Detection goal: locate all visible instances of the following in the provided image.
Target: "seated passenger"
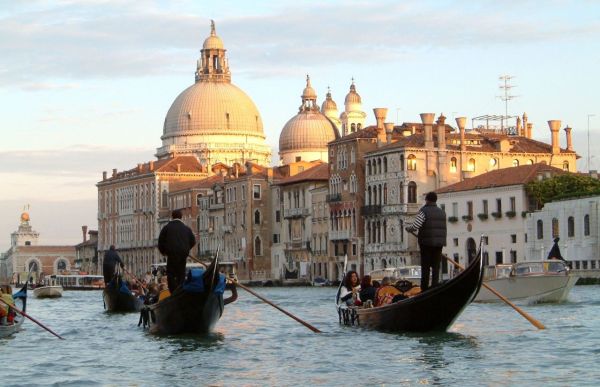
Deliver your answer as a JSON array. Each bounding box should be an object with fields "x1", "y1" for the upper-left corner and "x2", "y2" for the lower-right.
[
  {"x1": 0, "y1": 286, "x2": 15, "y2": 325},
  {"x1": 338, "y1": 270, "x2": 361, "y2": 306},
  {"x1": 359, "y1": 275, "x2": 376, "y2": 306},
  {"x1": 158, "y1": 277, "x2": 171, "y2": 301},
  {"x1": 375, "y1": 277, "x2": 402, "y2": 306}
]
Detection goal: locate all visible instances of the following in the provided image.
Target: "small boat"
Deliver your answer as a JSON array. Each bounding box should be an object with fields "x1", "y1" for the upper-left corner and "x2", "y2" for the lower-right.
[
  {"x1": 474, "y1": 260, "x2": 578, "y2": 303},
  {"x1": 103, "y1": 276, "x2": 144, "y2": 313},
  {"x1": 33, "y1": 276, "x2": 63, "y2": 298},
  {"x1": 337, "y1": 243, "x2": 484, "y2": 333},
  {"x1": 142, "y1": 257, "x2": 237, "y2": 335},
  {"x1": 0, "y1": 284, "x2": 27, "y2": 338}
]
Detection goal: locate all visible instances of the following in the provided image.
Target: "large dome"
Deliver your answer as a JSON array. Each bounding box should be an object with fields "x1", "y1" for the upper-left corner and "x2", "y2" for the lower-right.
[
  {"x1": 162, "y1": 82, "x2": 264, "y2": 137},
  {"x1": 279, "y1": 112, "x2": 339, "y2": 152}
]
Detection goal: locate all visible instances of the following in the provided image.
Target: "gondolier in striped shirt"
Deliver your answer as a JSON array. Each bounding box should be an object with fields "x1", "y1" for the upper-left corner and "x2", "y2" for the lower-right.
[{"x1": 405, "y1": 191, "x2": 447, "y2": 291}]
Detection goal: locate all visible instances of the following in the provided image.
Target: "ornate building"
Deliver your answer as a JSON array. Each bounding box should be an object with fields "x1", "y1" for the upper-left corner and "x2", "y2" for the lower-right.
[
  {"x1": 157, "y1": 21, "x2": 271, "y2": 167},
  {"x1": 279, "y1": 76, "x2": 340, "y2": 165},
  {"x1": 0, "y1": 211, "x2": 75, "y2": 284},
  {"x1": 340, "y1": 80, "x2": 367, "y2": 136}
]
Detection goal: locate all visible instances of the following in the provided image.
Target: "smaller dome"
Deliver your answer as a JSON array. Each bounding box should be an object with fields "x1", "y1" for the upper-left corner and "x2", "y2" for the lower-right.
[
  {"x1": 302, "y1": 75, "x2": 317, "y2": 100},
  {"x1": 279, "y1": 112, "x2": 339, "y2": 152},
  {"x1": 344, "y1": 81, "x2": 361, "y2": 104},
  {"x1": 203, "y1": 20, "x2": 224, "y2": 50},
  {"x1": 321, "y1": 88, "x2": 338, "y2": 112}
]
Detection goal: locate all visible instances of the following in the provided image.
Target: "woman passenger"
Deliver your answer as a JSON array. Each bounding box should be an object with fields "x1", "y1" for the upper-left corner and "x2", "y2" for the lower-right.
[
  {"x1": 359, "y1": 275, "x2": 376, "y2": 305},
  {"x1": 339, "y1": 271, "x2": 361, "y2": 306}
]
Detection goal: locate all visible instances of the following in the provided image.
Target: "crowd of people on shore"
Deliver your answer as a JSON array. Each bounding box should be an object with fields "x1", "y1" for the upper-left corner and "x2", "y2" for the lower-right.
[{"x1": 338, "y1": 271, "x2": 422, "y2": 308}]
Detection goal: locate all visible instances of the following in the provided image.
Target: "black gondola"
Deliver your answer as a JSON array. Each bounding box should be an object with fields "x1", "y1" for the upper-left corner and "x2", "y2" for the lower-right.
[
  {"x1": 141, "y1": 255, "x2": 237, "y2": 335},
  {"x1": 337, "y1": 240, "x2": 484, "y2": 333},
  {"x1": 103, "y1": 276, "x2": 144, "y2": 313},
  {"x1": 0, "y1": 284, "x2": 27, "y2": 338}
]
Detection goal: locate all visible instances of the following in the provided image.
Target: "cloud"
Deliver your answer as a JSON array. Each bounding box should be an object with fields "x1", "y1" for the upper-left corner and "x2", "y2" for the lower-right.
[{"x1": 1, "y1": 0, "x2": 598, "y2": 88}]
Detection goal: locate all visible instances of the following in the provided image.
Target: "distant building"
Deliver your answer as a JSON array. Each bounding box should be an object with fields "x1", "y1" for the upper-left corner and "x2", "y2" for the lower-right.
[
  {"x1": 74, "y1": 225, "x2": 99, "y2": 274},
  {"x1": 0, "y1": 211, "x2": 75, "y2": 284}
]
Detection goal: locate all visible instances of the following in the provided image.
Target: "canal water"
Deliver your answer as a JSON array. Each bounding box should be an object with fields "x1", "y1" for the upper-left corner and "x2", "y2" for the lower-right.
[{"x1": 1, "y1": 285, "x2": 599, "y2": 386}]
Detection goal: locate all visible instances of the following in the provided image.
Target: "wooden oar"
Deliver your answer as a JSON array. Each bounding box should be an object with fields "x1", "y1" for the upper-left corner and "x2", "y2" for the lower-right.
[
  {"x1": 406, "y1": 230, "x2": 545, "y2": 329},
  {"x1": 185, "y1": 254, "x2": 322, "y2": 333},
  {"x1": 0, "y1": 298, "x2": 65, "y2": 340},
  {"x1": 236, "y1": 282, "x2": 322, "y2": 334}
]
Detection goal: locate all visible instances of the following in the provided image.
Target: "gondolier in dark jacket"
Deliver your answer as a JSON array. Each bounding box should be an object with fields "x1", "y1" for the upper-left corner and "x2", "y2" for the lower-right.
[
  {"x1": 405, "y1": 191, "x2": 447, "y2": 291},
  {"x1": 103, "y1": 245, "x2": 124, "y2": 284},
  {"x1": 158, "y1": 209, "x2": 196, "y2": 293}
]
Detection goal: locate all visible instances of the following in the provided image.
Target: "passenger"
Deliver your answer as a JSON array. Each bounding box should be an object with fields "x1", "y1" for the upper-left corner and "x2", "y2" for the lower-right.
[
  {"x1": 359, "y1": 275, "x2": 376, "y2": 306},
  {"x1": 375, "y1": 277, "x2": 402, "y2": 306},
  {"x1": 0, "y1": 286, "x2": 15, "y2": 325},
  {"x1": 145, "y1": 283, "x2": 160, "y2": 304},
  {"x1": 338, "y1": 270, "x2": 361, "y2": 306},
  {"x1": 158, "y1": 277, "x2": 171, "y2": 301}
]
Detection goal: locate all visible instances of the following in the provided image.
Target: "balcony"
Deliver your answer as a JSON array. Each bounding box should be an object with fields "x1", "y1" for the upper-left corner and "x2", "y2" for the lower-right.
[
  {"x1": 284, "y1": 208, "x2": 310, "y2": 218},
  {"x1": 284, "y1": 241, "x2": 310, "y2": 250},
  {"x1": 326, "y1": 193, "x2": 341, "y2": 202},
  {"x1": 330, "y1": 229, "x2": 350, "y2": 241},
  {"x1": 210, "y1": 202, "x2": 224, "y2": 210},
  {"x1": 361, "y1": 205, "x2": 382, "y2": 216}
]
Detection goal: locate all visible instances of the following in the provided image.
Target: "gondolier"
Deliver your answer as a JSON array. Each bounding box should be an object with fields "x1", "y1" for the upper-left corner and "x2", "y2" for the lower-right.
[
  {"x1": 103, "y1": 245, "x2": 124, "y2": 284},
  {"x1": 158, "y1": 209, "x2": 196, "y2": 293},
  {"x1": 405, "y1": 191, "x2": 447, "y2": 291}
]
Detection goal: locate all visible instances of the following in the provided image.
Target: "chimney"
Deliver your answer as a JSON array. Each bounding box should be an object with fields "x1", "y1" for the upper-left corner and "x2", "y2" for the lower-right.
[
  {"x1": 526, "y1": 123, "x2": 533, "y2": 139},
  {"x1": 420, "y1": 113, "x2": 435, "y2": 149},
  {"x1": 437, "y1": 113, "x2": 446, "y2": 150},
  {"x1": 522, "y1": 112, "x2": 528, "y2": 136},
  {"x1": 102, "y1": 171, "x2": 107, "y2": 180},
  {"x1": 373, "y1": 108, "x2": 388, "y2": 144},
  {"x1": 455, "y1": 117, "x2": 467, "y2": 152},
  {"x1": 149, "y1": 161, "x2": 155, "y2": 171},
  {"x1": 548, "y1": 120, "x2": 561, "y2": 154},
  {"x1": 112, "y1": 168, "x2": 117, "y2": 177},
  {"x1": 564, "y1": 125, "x2": 573, "y2": 151},
  {"x1": 384, "y1": 122, "x2": 394, "y2": 144},
  {"x1": 137, "y1": 163, "x2": 143, "y2": 173},
  {"x1": 516, "y1": 117, "x2": 522, "y2": 136},
  {"x1": 82, "y1": 225, "x2": 88, "y2": 242}
]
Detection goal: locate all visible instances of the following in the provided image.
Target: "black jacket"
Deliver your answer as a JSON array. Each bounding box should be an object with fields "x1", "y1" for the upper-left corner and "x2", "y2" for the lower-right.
[
  {"x1": 158, "y1": 219, "x2": 196, "y2": 258},
  {"x1": 103, "y1": 249, "x2": 123, "y2": 267}
]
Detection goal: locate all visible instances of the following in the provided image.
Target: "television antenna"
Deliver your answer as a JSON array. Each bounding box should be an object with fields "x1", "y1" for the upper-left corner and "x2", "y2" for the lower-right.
[{"x1": 497, "y1": 75, "x2": 519, "y2": 125}]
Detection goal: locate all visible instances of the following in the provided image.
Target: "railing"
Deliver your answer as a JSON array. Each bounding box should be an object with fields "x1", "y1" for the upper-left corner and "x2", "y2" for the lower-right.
[
  {"x1": 361, "y1": 205, "x2": 382, "y2": 216},
  {"x1": 364, "y1": 242, "x2": 403, "y2": 253},
  {"x1": 285, "y1": 241, "x2": 310, "y2": 250},
  {"x1": 326, "y1": 193, "x2": 342, "y2": 202},
  {"x1": 330, "y1": 229, "x2": 351, "y2": 240},
  {"x1": 284, "y1": 208, "x2": 311, "y2": 218}
]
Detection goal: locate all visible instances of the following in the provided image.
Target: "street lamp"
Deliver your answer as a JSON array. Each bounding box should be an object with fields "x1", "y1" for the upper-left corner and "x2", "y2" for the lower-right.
[{"x1": 588, "y1": 114, "x2": 596, "y2": 172}]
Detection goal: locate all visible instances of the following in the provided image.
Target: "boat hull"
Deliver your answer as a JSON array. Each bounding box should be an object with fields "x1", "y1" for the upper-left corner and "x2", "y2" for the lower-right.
[
  {"x1": 0, "y1": 286, "x2": 27, "y2": 338},
  {"x1": 338, "y1": 253, "x2": 483, "y2": 332},
  {"x1": 147, "y1": 289, "x2": 224, "y2": 335},
  {"x1": 33, "y1": 286, "x2": 63, "y2": 298},
  {"x1": 103, "y1": 287, "x2": 144, "y2": 312},
  {"x1": 475, "y1": 274, "x2": 579, "y2": 303}
]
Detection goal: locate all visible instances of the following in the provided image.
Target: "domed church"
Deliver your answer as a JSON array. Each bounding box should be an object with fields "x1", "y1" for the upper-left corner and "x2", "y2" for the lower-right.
[
  {"x1": 157, "y1": 21, "x2": 272, "y2": 169},
  {"x1": 279, "y1": 76, "x2": 340, "y2": 165}
]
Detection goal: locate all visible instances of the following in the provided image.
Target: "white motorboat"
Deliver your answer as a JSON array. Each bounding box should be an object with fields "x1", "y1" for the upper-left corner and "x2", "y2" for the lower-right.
[
  {"x1": 33, "y1": 285, "x2": 63, "y2": 298},
  {"x1": 475, "y1": 260, "x2": 579, "y2": 303}
]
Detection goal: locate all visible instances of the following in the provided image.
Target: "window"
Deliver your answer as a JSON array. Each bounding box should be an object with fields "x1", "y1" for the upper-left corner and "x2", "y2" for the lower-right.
[
  {"x1": 584, "y1": 214, "x2": 590, "y2": 236},
  {"x1": 400, "y1": 154, "x2": 405, "y2": 171},
  {"x1": 253, "y1": 184, "x2": 261, "y2": 199},
  {"x1": 296, "y1": 156, "x2": 301, "y2": 162},
  {"x1": 450, "y1": 157, "x2": 457, "y2": 173},
  {"x1": 496, "y1": 198, "x2": 502, "y2": 213},
  {"x1": 483, "y1": 236, "x2": 489, "y2": 245},
  {"x1": 162, "y1": 189, "x2": 168, "y2": 208},
  {"x1": 453, "y1": 238, "x2": 459, "y2": 247},
  {"x1": 495, "y1": 252, "x2": 503, "y2": 264},
  {"x1": 196, "y1": 194, "x2": 203, "y2": 206},
  {"x1": 407, "y1": 154, "x2": 417, "y2": 170},
  {"x1": 254, "y1": 237, "x2": 262, "y2": 256},
  {"x1": 490, "y1": 158, "x2": 498, "y2": 167},
  {"x1": 408, "y1": 181, "x2": 417, "y2": 203},
  {"x1": 563, "y1": 161, "x2": 569, "y2": 171},
  {"x1": 467, "y1": 158, "x2": 476, "y2": 172},
  {"x1": 273, "y1": 234, "x2": 280, "y2": 243},
  {"x1": 512, "y1": 159, "x2": 519, "y2": 167},
  {"x1": 467, "y1": 201, "x2": 473, "y2": 218},
  {"x1": 568, "y1": 216, "x2": 575, "y2": 237},
  {"x1": 352, "y1": 244, "x2": 357, "y2": 256},
  {"x1": 275, "y1": 210, "x2": 281, "y2": 223},
  {"x1": 552, "y1": 218, "x2": 559, "y2": 238},
  {"x1": 241, "y1": 186, "x2": 246, "y2": 201},
  {"x1": 510, "y1": 250, "x2": 517, "y2": 263},
  {"x1": 254, "y1": 210, "x2": 261, "y2": 225},
  {"x1": 510, "y1": 197, "x2": 516, "y2": 212},
  {"x1": 482, "y1": 200, "x2": 488, "y2": 215},
  {"x1": 452, "y1": 202, "x2": 458, "y2": 217},
  {"x1": 537, "y1": 220, "x2": 544, "y2": 239},
  {"x1": 511, "y1": 234, "x2": 517, "y2": 243},
  {"x1": 57, "y1": 260, "x2": 67, "y2": 271},
  {"x1": 527, "y1": 159, "x2": 534, "y2": 165}
]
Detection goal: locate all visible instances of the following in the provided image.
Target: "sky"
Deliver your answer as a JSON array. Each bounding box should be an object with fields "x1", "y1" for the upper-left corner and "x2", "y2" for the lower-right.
[{"x1": 1, "y1": 0, "x2": 599, "y2": 250}]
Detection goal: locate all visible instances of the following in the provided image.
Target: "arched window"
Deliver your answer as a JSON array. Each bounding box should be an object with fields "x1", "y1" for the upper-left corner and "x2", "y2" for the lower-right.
[
  {"x1": 377, "y1": 158, "x2": 382, "y2": 174},
  {"x1": 351, "y1": 123, "x2": 356, "y2": 132},
  {"x1": 368, "y1": 186, "x2": 372, "y2": 205},
  {"x1": 584, "y1": 214, "x2": 590, "y2": 236},
  {"x1": 552, "y1": 218, "x2": 560, "y2": 238},
  {"x1": 383, "y1": 157, "x2": 388, "y2": 173},
  {"x1": 254, "y1": 236, "x2": 262, "y2": 256},
  {"x1": 568, "y1": 216, "x2": 575, "y2": 237},
  {"x1": 29, "y1": 261, "x2": 38, "y2": 272},
  {"x1": 527, "y1": 159, "x2": 534, "y2": 165},
  {"x1": 367, "y1": 160, "x2": 372, "y2": 175},
  {"x1": 161, "y1": 189, "x2": 168, "y2": 207},
  {"x1": 407, "y1": 154, "x2": 417, "y2": 170},
  {"x1": 450, "y1": 157, "x2": 457, "y2": 173},
  {"x1": 196, "y1": 194, "x2": 203, "y2": 206},
  {"x1": 563, "y1": 161, "x2": 569, "y2": 171},
  {"x1": 57, "y1": 260, "x2": 67, "y2": 271},
  {"x1": 400, "y1": 154, "x2": 405, "y2": 171},
  {"x1": 408, "y1": 181, "x2": 417, "y2": 203},
  {"x1": 489, "y1": 158, "x2": 498, "y2": 168},
  {"x1": 512, "y1": 159, "x2": 519, "y2": 167},
  {"x1": 382, "y1": 259, "x2": 387, "y2": 269},
  {"x1": 467, "y1": 158, "x2": 476, "y2": 172},
  {"x1": 254, "y1": 210, "x2": 261, "y2": 225},
  {"x1": 537, "y1": 220, "x2": 544, "y2": 239}
]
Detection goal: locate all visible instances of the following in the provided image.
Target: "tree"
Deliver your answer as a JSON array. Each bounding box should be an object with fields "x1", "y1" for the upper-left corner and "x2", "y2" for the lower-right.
[{"x1": 526, "y1": 174, "x2": 600, "y2": 207}]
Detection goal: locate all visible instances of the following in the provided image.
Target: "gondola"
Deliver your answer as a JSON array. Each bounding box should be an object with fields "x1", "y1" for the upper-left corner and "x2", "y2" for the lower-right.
[
  {"x1": 337, "y1": 241, "x2": 484, "y2": 333},
  {"x1": 140, "y1": 255, "x2": 237, "y2": 335},
  {"x1": 0, "y1": 284, "x2": 27, "y2": 338},
  {"x1": 103, "y1": 275, "x2": 144, "y2": 313}
]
